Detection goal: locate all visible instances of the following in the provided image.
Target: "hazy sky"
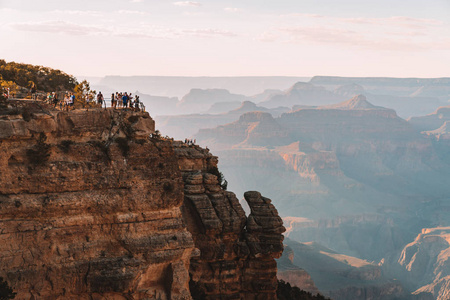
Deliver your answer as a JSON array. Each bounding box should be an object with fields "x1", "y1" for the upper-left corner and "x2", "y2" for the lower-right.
[{"x1": 1, "y1": 0, "x2": 449, "y2": 78}]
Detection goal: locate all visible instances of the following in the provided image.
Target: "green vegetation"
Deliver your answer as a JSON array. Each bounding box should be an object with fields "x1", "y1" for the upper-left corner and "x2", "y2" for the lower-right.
[
  {"x1": 0, "y1": 60, "x2": 98, "y2": 108},
  {"x1": 0, "y1": 59, "x2": 77, "y2": 93},
  {"x1": 0, "y1": 277, "x2": 16, "y2": 300},
  {"x1": 207, "y1": 165, "x2": 228, "y2": 190},
  {"x1": 74, "y1": 80, "x2": 96, "y2": 108}
]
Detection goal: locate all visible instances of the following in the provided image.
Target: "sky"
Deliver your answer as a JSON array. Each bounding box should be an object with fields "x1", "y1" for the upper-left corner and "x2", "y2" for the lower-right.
[{"x1": 0, "y1": 0, "x2": 449, "y2": 78}]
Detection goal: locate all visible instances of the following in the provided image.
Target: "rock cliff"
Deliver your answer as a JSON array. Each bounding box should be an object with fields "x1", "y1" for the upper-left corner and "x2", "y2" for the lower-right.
[
  {"x1": 174, "y1": 141, "x2": 285, "y2": 299},
  {"x1": 397, "y1": 227, "x2": 450, "y2": 300},
  {"x1": 0, "y1": 101, "x2": 285, "y2": 299},
  {"x1": 408, "y1": 106, "x2": 450, "y2": 132}
]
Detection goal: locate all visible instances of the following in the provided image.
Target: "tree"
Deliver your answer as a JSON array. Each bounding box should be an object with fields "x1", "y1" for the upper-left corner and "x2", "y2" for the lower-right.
[
  {"x1": 0, "y1": 75, "x2": 17, "y2": 100},
  {"x1": 74, "y1": 80, "x2": 96, "y2": 109},
  {"x1": 0, "y1": 277, "x2": 15, "y2": 300},
  {"x1": 0, "y1": 60, "x2": 78, "y2": 92}
]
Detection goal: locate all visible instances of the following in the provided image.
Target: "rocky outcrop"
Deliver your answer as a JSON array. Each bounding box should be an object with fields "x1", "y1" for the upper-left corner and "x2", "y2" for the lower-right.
[
  {"x1": 0, "y1": 104, "x2": 193, "y2": 299},
  {"x1": 260, "y1": 82, "x2": 344, "y2": 109},
  {"x1": 155, "y1": 101, "x2": 289, "y2": 140},
  {"x1": 196, "y1": 112, "x2": 289, "y2": 149},
  {"x1": 408, "y1": 106, "x2": 450, "y2": 132},
  {"x1": 322, "y1": 94, "x2": 387, "y2": 110},
  {"x1": 0, "y1": 102, "x2": 285, "y2": 299},
  {"x1": 174, "y1": 142, "x2": 285, "y2": 299},
  {"x1": 397, "y1": 227, "x2": 450, "y2": 300}
]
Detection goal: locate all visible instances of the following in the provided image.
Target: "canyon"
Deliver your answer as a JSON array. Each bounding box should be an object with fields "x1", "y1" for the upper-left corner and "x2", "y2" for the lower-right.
[{"x1": 193, "y1": 95, "x2": 450, "y2": 299}]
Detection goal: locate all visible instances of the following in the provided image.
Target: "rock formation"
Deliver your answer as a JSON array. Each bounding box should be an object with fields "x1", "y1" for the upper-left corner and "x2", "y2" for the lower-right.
[
  {"x1": 193, "y1": 95, "x2": 450, "y2": 299},
  {"x1": 0, "y1": 101, "x2": 285, "y2": 299},
  {"x1": 397, "y1": 227, "x2": 450, "y2": 300},
  {"x1": 408, "y1": 106, "x2": 450, "y2": 132},
  {"x1": 155, "y1": 101, "x2": 288, "y2": 140},
  {"x1": 174, "y1": 141, "x2": 285, "y2": 299},
  {"x1": 260, "y1": 82, "x2": 343, "y2": 109}
]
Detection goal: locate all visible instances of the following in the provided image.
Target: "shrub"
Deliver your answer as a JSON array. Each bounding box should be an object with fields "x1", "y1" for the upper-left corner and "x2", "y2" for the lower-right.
[
  {"x1": 150, "y1": 130, "x2": 161, "y2": 139},
  {"x1": 207, "y1": 166, "x2": 228, "y2": 190}
]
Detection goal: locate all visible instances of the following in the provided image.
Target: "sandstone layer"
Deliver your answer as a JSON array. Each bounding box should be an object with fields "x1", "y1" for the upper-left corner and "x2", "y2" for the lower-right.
[
  {"x1": 0, "y1": 101, "x2": 285, "y2": 299},
  {"x1": 174, "y1": 141, "x2": 285, "y2": 299},
  {"x1": 398, "y1": 227, "x2": 450, "y2": 300}
]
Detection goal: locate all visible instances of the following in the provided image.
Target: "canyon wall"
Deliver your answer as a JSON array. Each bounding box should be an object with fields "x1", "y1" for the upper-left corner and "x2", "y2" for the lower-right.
[{"x1": 0, "y1": 102, "x2": 285, "y2": 299}]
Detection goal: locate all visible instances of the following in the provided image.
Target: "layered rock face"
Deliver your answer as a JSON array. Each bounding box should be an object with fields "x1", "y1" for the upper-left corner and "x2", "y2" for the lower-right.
[
  {"x1": 397, "y1": 228, "x2": 450, "y2": 300},
  {"x1": 0, "y1": 104, "x2": 194, "y2": 299},
  {"x1": 194, "y1": 96, "x2": 450, "y2": 299},
  {"x1": 174, "y1": 142, "x2": 285, "y2": 299},
  {"x1": 156, "y1": 101, "x2": 288, "y2": 141},
  {"x1": 0, "y1": 102, "x2": 285, "y2": 299},
  {"x1": 196, "y1": 112, "x2": 289, "y2": 149},
  {"x1": 408, "y1": 106, "x2": 450, "y2": 132}
]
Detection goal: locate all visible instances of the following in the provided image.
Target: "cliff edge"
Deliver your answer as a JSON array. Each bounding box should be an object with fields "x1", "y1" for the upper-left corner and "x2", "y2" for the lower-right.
[{"x1": 0, "y1": 101, "x2": 285, "y2": 299}]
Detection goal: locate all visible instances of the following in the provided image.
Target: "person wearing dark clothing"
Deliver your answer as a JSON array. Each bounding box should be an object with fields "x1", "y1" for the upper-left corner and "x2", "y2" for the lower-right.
[
  {"x1": 97, "y1": 92, "x2": 104, "y2": 106},
  {"x1": 122, "y1": 93, "x2": 128, "y2": 108},
  {"x1": 111, "y1": 93, "x2": 116, "y2": 109},
  {"x1": 53, "y1": 92, "x2": 58, "y2": 107}
]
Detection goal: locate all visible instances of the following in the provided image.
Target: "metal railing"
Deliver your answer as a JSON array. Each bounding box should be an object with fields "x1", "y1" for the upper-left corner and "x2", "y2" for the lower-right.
[
  {"x1": 3, "y1": 96, "x2": 146, "y2": 112},
  {"x1": 101, "y1": 98, "x2": 146, "y2": 112}
]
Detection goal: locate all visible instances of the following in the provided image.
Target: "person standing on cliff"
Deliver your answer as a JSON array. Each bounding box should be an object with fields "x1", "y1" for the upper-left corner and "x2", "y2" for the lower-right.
[
  {"x1": 52, "y1": 92, "x2": 58, "y2": 108},
  {"x1": 128, "y1": 93, "x2": 133, "y2": 108},
  {"x1": 134, "y1": 95, "x2": 140, "y2": 111},
  {"x1": 122, "y1": 93, "x2": 128, "y2": 108},
  {"x1": 30, "y1": 82, "x2": 37, "y2": 100},
  {"x1": 111, "y1": 93, "x2": 116, "y2": 109},
  {"x1": 97, "y1": 92, "x2": 104, "y2": 107}
]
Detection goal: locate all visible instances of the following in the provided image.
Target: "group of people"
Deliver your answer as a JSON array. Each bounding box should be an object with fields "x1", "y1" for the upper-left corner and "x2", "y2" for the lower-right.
[
  {"x1": 46, "y1": 92, "x2": 75, "y2": 111},
  {"x1": 42, "y1": 91, "x2": 143, "y2": 112},
  {"x1": 185, "y1": 138, "x2": 196, "y2": 145},
  {"x1": 109, "y1": 92, "x2": 141, "y2": 110}
]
